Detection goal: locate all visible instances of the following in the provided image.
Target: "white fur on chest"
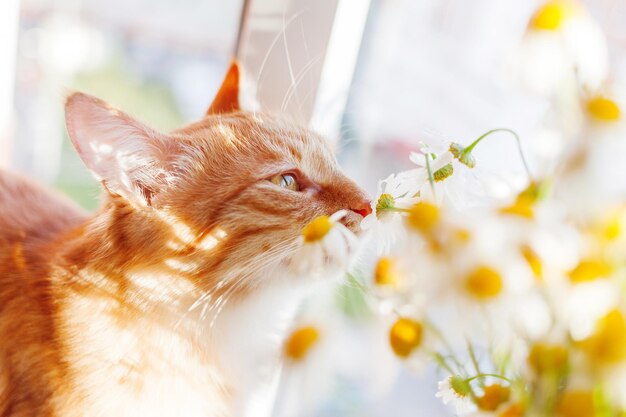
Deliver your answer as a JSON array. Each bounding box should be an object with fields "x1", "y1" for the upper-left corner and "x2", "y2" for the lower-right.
[
  {"x1": 60, "y1": 270, "x2": 307, "y2": 417},
  {"x1": 212, "y1": 284, "x2": 306, "y2": 417}
]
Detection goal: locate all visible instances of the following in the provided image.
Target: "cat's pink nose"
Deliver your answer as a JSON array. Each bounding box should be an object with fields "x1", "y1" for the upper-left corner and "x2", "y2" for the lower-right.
[{"x1": 351, "y1": 201, "x2": 372, "y2": 218}]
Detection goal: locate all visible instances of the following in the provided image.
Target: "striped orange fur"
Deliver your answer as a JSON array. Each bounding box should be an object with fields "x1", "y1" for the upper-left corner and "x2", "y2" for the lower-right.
[{"x1": 0, "y1": 62, "x2": 370, "y2": 417}]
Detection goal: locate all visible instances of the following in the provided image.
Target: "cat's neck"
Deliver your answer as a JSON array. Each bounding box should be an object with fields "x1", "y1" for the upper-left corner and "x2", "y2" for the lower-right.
[{"x1": 53, "y1": 197, "x2": 310, "y2": 417}]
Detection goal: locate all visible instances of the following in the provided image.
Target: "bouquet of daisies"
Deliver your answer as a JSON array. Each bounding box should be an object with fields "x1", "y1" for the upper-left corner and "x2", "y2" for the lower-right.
[
  {"x1": 286, "y1": 1, "x2": 625, "y2": 416},
  {"x1": 357, "y1": 1, "x2": 626, "y2": 416}
]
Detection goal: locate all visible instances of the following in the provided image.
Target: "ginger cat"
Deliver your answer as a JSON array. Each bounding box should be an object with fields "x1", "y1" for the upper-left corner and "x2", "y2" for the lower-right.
[{"x1": 0, "y1": 62, "x2": 371, "y2": 417}]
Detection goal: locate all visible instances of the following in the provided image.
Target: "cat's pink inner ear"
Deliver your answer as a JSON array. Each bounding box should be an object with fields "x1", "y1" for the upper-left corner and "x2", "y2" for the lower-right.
[
  {"x1": 65, "y1": 93, "x2": 127, "y2": 172},
  {"x1": 65, "y1": 92, "x2": 173, "y2": 205},
  {"x1": 206, "y1": 60, "x2": 240, "y2": 115}
]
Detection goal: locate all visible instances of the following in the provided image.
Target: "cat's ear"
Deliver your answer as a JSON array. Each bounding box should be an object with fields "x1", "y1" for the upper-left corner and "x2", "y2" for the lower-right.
[
  {"x1": 65, "y1": 92, "x2": 177, "y2": 206},
  {"x1": 206, "y1": 60, "x2": 240, "y2": 115}
]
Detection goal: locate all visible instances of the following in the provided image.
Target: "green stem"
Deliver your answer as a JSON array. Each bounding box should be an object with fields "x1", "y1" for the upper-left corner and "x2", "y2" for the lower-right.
[
  {"x1": 464, "y1": 128, "x2": 532, "y2": 180},
  {"x1": 424, "y1": 153, "x2": 437, "y2": 198},
  {"x1": 387, "y1": 207, "x2": 411, "y2": 213},
  {"x1": 466, "y1": 373, "x2": 512, "y2": 384},
  {"x1": 432, "y1": 352, "x2": 456, "y2": 374},
  {"x1": 497, "y1": 350, "x2": 511, "y2": 378},
  {"x1": 467, "y1": 340, "x2": 484, "y2": 388},
  {"x1": 376, "y1": 207, "x2": 411, "y2": 217},
  {"x1": 345, "y1": 273, "x2": 368, "y2": 293},
  {"x1": 425, "y1": 319, "x2": 465, "y2": 373}
]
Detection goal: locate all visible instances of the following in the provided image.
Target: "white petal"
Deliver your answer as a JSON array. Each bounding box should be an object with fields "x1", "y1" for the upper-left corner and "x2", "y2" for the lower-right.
[
  {"x1": 360, "y1": 213, "x2": 377, "y2": 230},
  {"x1": 431, "y1": 151, "x2": 454, "y2": 171},
  {"x1": 409, "y1": 151, "x2": 426, "y2": 167},
  {"x1": 329, "y1": 210, "x2": 348, "y2": 222}
]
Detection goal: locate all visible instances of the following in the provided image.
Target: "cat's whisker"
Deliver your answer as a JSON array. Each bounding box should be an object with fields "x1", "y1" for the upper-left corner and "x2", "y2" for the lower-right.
[
  {"x1": 295, "y1": 72, "x2": 323, "y2": 116},
  {"x1": 281, "y1": 55, "x2": 323, "y2": 113},
  {"x1": 206, "y1": 275, "x2": 253, "y2": 327},
  {"x1": 175, "y1": 273, "x2": 236, "y2": 329},
  {"x1": 200, "y1": 302, "x2": 210, "y2": 321},
  {"x1": 205, "y1": 243, "x2": 300, "y2": 328},
  {"x1": 298, "y1": 17, "x2": 313, "y2": 97},
  {"x1": 184, "y1": 240, "x2": 297, "y2": 326},
  {"x1": 188, "y1": 292, "x2": 212, "y2": 312},
  {"x1": 281, "y1": 5, "x2": 298, "y2": 91},
  {"x1": 280, "y1": 6, "x2": 311, "y2": 115},
  {"x1": 209, "y1": 268, "x2": 268, "y2": 327},
  {"x1": 255, "y1": 9, "x2": 309, "y2": 89}
]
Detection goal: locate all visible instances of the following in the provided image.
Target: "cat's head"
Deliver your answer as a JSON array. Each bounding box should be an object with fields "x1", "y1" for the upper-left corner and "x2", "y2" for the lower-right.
[{"x1": 64, "y1": 61, "x2": 371, "y2": 291}]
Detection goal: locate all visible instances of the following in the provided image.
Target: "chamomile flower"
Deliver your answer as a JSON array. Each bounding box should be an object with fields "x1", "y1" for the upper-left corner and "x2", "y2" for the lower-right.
[
  {"x1": 361, "y1": 171, "x2": 422, "y2": 253},
  {"x1": 436, "y1": 375, "x2": 473, "y2": 415},
  {"x1": 555, "y1": 389, "x2": 596, "y2": 417},
  {"x1": 585, "y1": 95, "x2": 622, "y2": 124},
  {"x1": 291, "y1": 211, "x2": 359, "y2": 274},
  {"x1": 359, "y1": 35, "x2": 626, "y2": 412},
  {"x1": 554, "y1": 91, "x2": 626, "y2": 213},
  {"x1": 433, "y1": 201, "x2": 560, "y2": 321},
  {"x1": 409, "y1": 149, "x2": 454, "y2": 183},
  {"x1": 373, "y1": 256, "x2": 404, "y2": 288},
  {"x1": 514, "y1": 0, "x2": 609, "y2": 95},
  {"x1": 408, "y1": 148, "x2": 453, "y2": 202},
  {"x1": 436, "y1": 210, "x2": 534, "y2": 304},
  {"x1": 586, "y1": 206, "x2": 626, "y2": 260},
  {"x1": 409, "y1": 143, "x2": 487, "y2": 210},
  {"x1": 476, "y1": 383, "x2": 512, "y2": 412},
  {"x1": 274, "y1": 292, "x2": 338, "y2": 417},
  {"x1": 385, "y1": 313, "x2": 436, "y2": 373},
  {"x1": 577, "y1": 307, "x2": 626, "y2": 366},
  {"x1": 526, "y1": 340, "x2": 570, "y2": 377},
  {"x1": 556, "y1": 145, "x2": 626, "y2": 220},
  {"x1": 284, "y1": 326, "x2": 320, "y2": 362}
]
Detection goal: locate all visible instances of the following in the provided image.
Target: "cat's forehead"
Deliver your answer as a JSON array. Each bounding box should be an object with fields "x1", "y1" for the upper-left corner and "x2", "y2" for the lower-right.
[{"x1": 175, "y1": 112, "x2": 338, "y2": 181}]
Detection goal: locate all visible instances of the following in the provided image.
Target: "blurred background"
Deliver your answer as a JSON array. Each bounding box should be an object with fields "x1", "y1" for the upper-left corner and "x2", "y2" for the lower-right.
[{"x1": 1, "y1": 0, "x2": 625, "y2": 415}]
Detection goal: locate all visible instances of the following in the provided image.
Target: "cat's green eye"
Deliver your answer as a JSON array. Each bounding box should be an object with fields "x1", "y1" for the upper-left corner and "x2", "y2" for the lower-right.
[{"x1": 269, "y1": 174, "x2": 299, "y2": 191}]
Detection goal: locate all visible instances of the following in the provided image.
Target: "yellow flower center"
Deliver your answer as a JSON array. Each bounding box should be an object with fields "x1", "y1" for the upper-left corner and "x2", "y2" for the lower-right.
[
  {"x1": 465, "y1": 266, "x2": 503, "y2": 300},
  {"x1": 449, "y1": 142, "x2": 476, "y2": 168},
  {"x1": 568, "y1": 258, "x2": 613, "y2": 283},
  {"x1": 588, "y1": 209, "x2": 625, "y2": 244},
  {"x1": 529, "y1": 1, "x2": 574, "y2": 31},
  {"x1": 477, "y1": 384, "x2": 511, "y2": 411},
  {"x1": 389, "y1": 317, "x2": 423, "y2": 358},
  {"x1": 579, "y1": 308, "x2": 626, "y2": 364},
  {"x1": 499, "y1": 182, "x2": 544, "y2": 219},
  {"x1": 527, "y1": 342, "x2": 569, "y2": 374},
  {"x1": 448, "y1": 375, "x2": 472, "y2": 398},
  {"x1": 556, "y1": 390, "x2": 595, "y2": 417},
  {"x1": 407, "y1": 202, "x2": 440, "y2": 234},
  {"x1": 602, "y1": 214, "x2": 622, "y2": 241},
  {"x1": 302, "y1": 216, "x2": 332, "y2": 243},
  {"x1": 284, "y1": 326, "x2": 320, "y2": 361},
  {"x1": 375, "y1": 257, "x2": 401, "y2": 286},
  {"x1": 434, "y1": 163, "x2": 454, "y2": 182},
  {"x1": 499, "y1": 202, "x2": 534, "y2": 219},
  {"x1": 586, "y1": 96, "x2": 621, "y2": 122},
  {"x1": 454, "y1": 228, "x2": 472, "y2": 243},
  {"x1": 499, "y1": 403, "x2": 525, "y2": 417},
  {"x1": 521, "y1": 245, "x2": 543, "y2": 281},
  {"x1": 376, "y1": 193, "x2": 396, "y2": 218}
]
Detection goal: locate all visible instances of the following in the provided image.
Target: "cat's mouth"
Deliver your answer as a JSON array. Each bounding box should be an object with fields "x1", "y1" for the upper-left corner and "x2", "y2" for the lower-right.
[{"x1": 338, "y1": 211, "x2": 366, "y2": 235}]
